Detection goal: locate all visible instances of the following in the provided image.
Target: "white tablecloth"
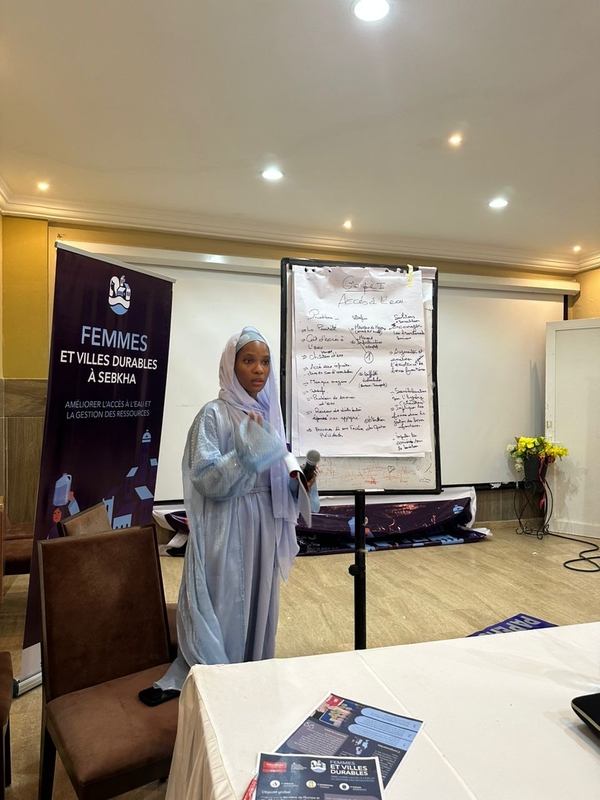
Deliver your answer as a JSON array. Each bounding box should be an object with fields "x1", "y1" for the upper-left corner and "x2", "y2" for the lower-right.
[{"x1": 166, "y1": 622, "x2": 600, "y2": 800}]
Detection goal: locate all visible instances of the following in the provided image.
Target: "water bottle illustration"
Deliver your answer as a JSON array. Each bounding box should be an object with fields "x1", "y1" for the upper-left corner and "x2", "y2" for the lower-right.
[{"x1": 53, "y1": 473, "x2": 72, "y2": 506}]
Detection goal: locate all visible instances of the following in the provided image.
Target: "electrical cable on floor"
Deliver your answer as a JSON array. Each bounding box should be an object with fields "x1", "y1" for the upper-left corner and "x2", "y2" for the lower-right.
[{"x1": 546, "y1": 532, "x2": 600, "y2": 573}]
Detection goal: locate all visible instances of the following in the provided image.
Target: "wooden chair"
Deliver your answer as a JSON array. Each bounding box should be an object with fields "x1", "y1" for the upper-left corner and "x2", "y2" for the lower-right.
[
  {"x1": 0, "y1": 652, "x2": 12, "y2": 800},
  {"x1": 56, "y1": 502, "x2": 111, "y2": 538},
  {"x1": 57, "y1": 504, "x2": 179, "y2": 659},
  {"x1": 1, "y1": 497, "x2": 34, "y2": 579},
  {"x1": 38, "y1": 526, "x2": 178, "y2": 799}
]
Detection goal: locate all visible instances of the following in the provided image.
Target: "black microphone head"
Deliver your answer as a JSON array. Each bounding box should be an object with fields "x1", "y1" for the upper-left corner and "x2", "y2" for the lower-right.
[{"x1": 305, "y1": 449, "x2": 321, "y2": 466}]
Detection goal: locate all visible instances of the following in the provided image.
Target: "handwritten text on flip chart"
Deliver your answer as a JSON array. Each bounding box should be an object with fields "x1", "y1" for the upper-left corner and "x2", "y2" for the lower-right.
[{"x1": 292, "y1": 267, "x2": 432, "y2": 457}]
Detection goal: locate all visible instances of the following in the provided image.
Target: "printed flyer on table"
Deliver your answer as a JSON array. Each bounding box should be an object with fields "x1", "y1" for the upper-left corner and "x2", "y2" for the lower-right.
[
  {"x1": 256, "y1": 754, "x2": 384, "y2": 800},
  {"x1": 243, "y1": 693, "x2": 423, "y2": 800}
]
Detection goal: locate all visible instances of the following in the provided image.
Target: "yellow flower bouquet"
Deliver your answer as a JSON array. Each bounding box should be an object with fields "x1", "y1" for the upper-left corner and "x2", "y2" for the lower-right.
[{"x1": 507, "y1": 436, "x2": 568, "y2": 472}]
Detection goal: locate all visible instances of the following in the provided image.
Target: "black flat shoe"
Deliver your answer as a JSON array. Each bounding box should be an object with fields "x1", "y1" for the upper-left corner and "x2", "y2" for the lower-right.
[
  {"x1": 166, "y1": 543, "x2": 187, "y2": 557},
  {"x1": 138, "y1": 686, "x2": 180, "y2": 707}
]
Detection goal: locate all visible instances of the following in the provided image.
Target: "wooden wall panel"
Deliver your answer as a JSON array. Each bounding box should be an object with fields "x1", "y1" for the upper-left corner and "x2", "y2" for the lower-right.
[
  {"x1": 0, "y1": 380, "x2": 4, "y2": 497},
  {"x1": 6, "y1": 417, "x2": 43, "y2": 524},
  {"x1": 4, "y1": 380, "x2": 46, "y2": 524},
  {"x1": 475, "y1": 487, "x2": 541, "y2": 524},
  {"x1": 4, "y1": 379, "x2": 47, "y2": 418}
]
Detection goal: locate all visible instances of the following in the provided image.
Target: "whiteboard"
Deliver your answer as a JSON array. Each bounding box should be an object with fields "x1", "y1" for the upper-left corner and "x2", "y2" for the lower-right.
[
  {"x1": 283, "y1": 260, "x2": 441, "y2": 493},
  {"x1": 143, "y1": 265, "x2": 281, "y2": 501},
  {"x1": 437, "y1": 289, "x2": 564, "y2": 485},
  {"x1": 110, "y1": 258, "x2": 566, "y2": 500}
]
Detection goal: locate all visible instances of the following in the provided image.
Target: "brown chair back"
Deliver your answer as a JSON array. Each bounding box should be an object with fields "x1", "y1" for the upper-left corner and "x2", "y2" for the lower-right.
[
  {"x1": 38, "y1": 525, "x2": 171, "y2": 702},
  {"x1": 0, "y1": 498, "x2": 4, "y2": 603},
  {"x1": 0, "y1": 651, "x2": 12, "y2": 730},
  {"x1": 0, "y1": 649, "x2": 12, "y2": 796},
  {"x1": 57, "y1": 502, "x2": 111, "y2": 537}
]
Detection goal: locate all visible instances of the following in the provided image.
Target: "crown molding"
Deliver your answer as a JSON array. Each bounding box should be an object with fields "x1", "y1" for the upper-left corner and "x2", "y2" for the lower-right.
[
  {"x1": 438, "y1": 272, "x2": 579, "y2": 296},
  {"x1": 0, "y1": 182, "x2": 587, "y2": 275},
  {"x1": 576, "y1": 250, "x2": 600, "y2": 273},
  {"x1": 62, "y1": 241, "x2": 582, "y2": 296}
]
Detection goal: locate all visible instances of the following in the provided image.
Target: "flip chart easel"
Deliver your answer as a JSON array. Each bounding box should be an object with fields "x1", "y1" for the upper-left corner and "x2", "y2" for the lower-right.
[
  {"x1": 281, "y1": 258, "x2": 442, "y2": 648},
  {"x1": 281, "y1": 258, "x2": 441, "y2": 492}
]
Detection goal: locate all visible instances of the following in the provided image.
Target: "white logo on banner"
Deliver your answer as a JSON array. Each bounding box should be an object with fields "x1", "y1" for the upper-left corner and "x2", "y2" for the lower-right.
[{"x1": 108, "y1": 275, "x2": 132, "y2": 315}]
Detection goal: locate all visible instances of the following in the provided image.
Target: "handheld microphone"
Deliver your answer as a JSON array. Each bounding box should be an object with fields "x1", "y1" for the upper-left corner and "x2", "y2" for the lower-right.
[{"x1": 302, "y1": 450, "x2": 321, "y2": 482}]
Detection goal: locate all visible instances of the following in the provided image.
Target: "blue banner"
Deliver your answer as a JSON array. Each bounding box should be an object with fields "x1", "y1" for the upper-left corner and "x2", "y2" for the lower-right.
[
  {"x1": 467, "y1": 613, "x2": 557, "y2": 637},
  {"x1": 21, "y1": 244, "x2": 173, "y2": 683}
]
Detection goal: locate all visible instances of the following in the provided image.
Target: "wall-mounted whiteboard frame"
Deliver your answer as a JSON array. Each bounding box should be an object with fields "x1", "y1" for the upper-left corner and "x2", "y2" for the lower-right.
[
  {"x1": 281, "y1": 258, "x2": 441, "y2": 494},
  {"x1": 437, "y1": 287, "x2": 567, "y2": 486}
]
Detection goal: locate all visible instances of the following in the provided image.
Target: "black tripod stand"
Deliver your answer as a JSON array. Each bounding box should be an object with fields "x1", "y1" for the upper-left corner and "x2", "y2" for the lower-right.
[{"x1": 348, "y1": 490, "x2": 367, "y2": 649}]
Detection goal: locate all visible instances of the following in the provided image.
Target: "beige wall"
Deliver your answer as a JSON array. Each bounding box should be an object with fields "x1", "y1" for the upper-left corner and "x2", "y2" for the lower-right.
[
  {"x1": 572, "y1": 268, "x2": 600, "y2": 320},
  {"x1": 3, "y1": 217, "x2": 48, "y2": 379},
  {"x1": 0, "y1": 214, "x2": 3, "y2": 497},
  {"x1": 0, "y1": 213, "x2": 3, "y2": 379}
]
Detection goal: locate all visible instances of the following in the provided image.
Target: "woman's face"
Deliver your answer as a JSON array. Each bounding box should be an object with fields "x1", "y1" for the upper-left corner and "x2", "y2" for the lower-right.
[{"x1": 234, "y1": 341, "x2": 271, "y2": 399}]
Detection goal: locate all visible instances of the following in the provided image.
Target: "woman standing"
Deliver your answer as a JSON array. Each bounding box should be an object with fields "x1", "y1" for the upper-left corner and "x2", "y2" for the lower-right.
[{"x1": 154, "y1": 327, "x2": 317, "y2": 695}]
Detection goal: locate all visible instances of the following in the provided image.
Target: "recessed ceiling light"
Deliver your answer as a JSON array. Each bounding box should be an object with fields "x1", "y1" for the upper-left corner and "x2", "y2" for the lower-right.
[
  {"x1": 448, "y1": 134, "x2": 462, "y2": 147},
  {"x1": 488, "y1": 197, "x2": 508, "y2": 209},
  {"x1": 261, "y1": 167, "x2": 283, "y2": 181},
  {"x1": 352, "y1": 0, "x2": 390, "y2": 22},
  {"x1": 573, "y1": 245, "x2": 582, "y2": 253},
  {"x1": 343, "y1": 220, "x2": 352, "y2": 229},
  {"x1": 37, "y1": 181, "x2": 50, "y2": 191}
]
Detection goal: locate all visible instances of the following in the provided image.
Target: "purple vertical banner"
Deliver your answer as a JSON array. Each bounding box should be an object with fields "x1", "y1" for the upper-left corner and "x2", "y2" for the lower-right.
[{"x1": 19, "y1": 243, "x2": 174, "y2": 691}]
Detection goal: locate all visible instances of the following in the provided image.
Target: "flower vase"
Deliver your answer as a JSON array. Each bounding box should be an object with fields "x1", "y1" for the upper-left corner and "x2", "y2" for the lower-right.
[{"x1": 523, "y1": 456, "x2": 548, "y2": 490}]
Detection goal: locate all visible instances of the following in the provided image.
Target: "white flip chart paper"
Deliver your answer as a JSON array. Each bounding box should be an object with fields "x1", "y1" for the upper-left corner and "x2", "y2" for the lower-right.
[{"x1": 292, "y1": 266, "x2": 432, "y2": 457}]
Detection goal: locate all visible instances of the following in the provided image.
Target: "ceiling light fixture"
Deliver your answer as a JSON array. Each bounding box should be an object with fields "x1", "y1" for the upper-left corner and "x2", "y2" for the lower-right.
[
  {"x1": 488, "y1": 197, "x2": 508, "y2": 209},
  {"x1": 343, "y1": 220, "x2": 352, "y2": 229},
  {"x1": 448, "y1": 134, "x2": 462, "y2": 147},
  {"x1": 260, "y1": 167, "x2": 283, "y2": 181},
  {"x1": 352, "y1": 0, "x2": 390, "y2": 22},
  {"x1": 37, "y1": 181, "x2": 50, "y2": 191},
  {"x1": 573, "y1": 245, "x2": 582, "y2": 253}
]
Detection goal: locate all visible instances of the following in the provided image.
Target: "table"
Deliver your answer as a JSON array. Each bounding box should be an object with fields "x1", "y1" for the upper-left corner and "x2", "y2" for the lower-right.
[{"x1": 166, "y1": 623, "x2": 600, "y2": 800}]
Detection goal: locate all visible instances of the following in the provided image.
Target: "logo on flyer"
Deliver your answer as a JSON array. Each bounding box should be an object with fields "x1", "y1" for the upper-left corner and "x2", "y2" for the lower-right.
[
  {"x1": 262, "y1": 762, "x2": 287, "y2": 773},
  {"x1": 109, "y1": 275, "x2": 132, "y2": 315},
  {"x1": 310, "y1": 759, "x2": 326, "y2": 773}
]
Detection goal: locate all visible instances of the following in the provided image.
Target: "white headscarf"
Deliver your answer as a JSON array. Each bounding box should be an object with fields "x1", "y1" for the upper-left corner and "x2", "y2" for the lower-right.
[{"x1": 218, "y1": 327, "x2": 297, "y2": 526}]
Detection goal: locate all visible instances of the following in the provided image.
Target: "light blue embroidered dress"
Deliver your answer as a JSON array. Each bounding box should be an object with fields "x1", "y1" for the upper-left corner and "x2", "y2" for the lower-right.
[{"x1": 157, "y1": 328, "x2": 316, "y2": 691}]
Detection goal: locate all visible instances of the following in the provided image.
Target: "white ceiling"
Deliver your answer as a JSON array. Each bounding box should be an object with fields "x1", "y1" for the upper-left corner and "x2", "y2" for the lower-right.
[{"x1": 1, "y1": 0, "x2": 599, "y2": 272}]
